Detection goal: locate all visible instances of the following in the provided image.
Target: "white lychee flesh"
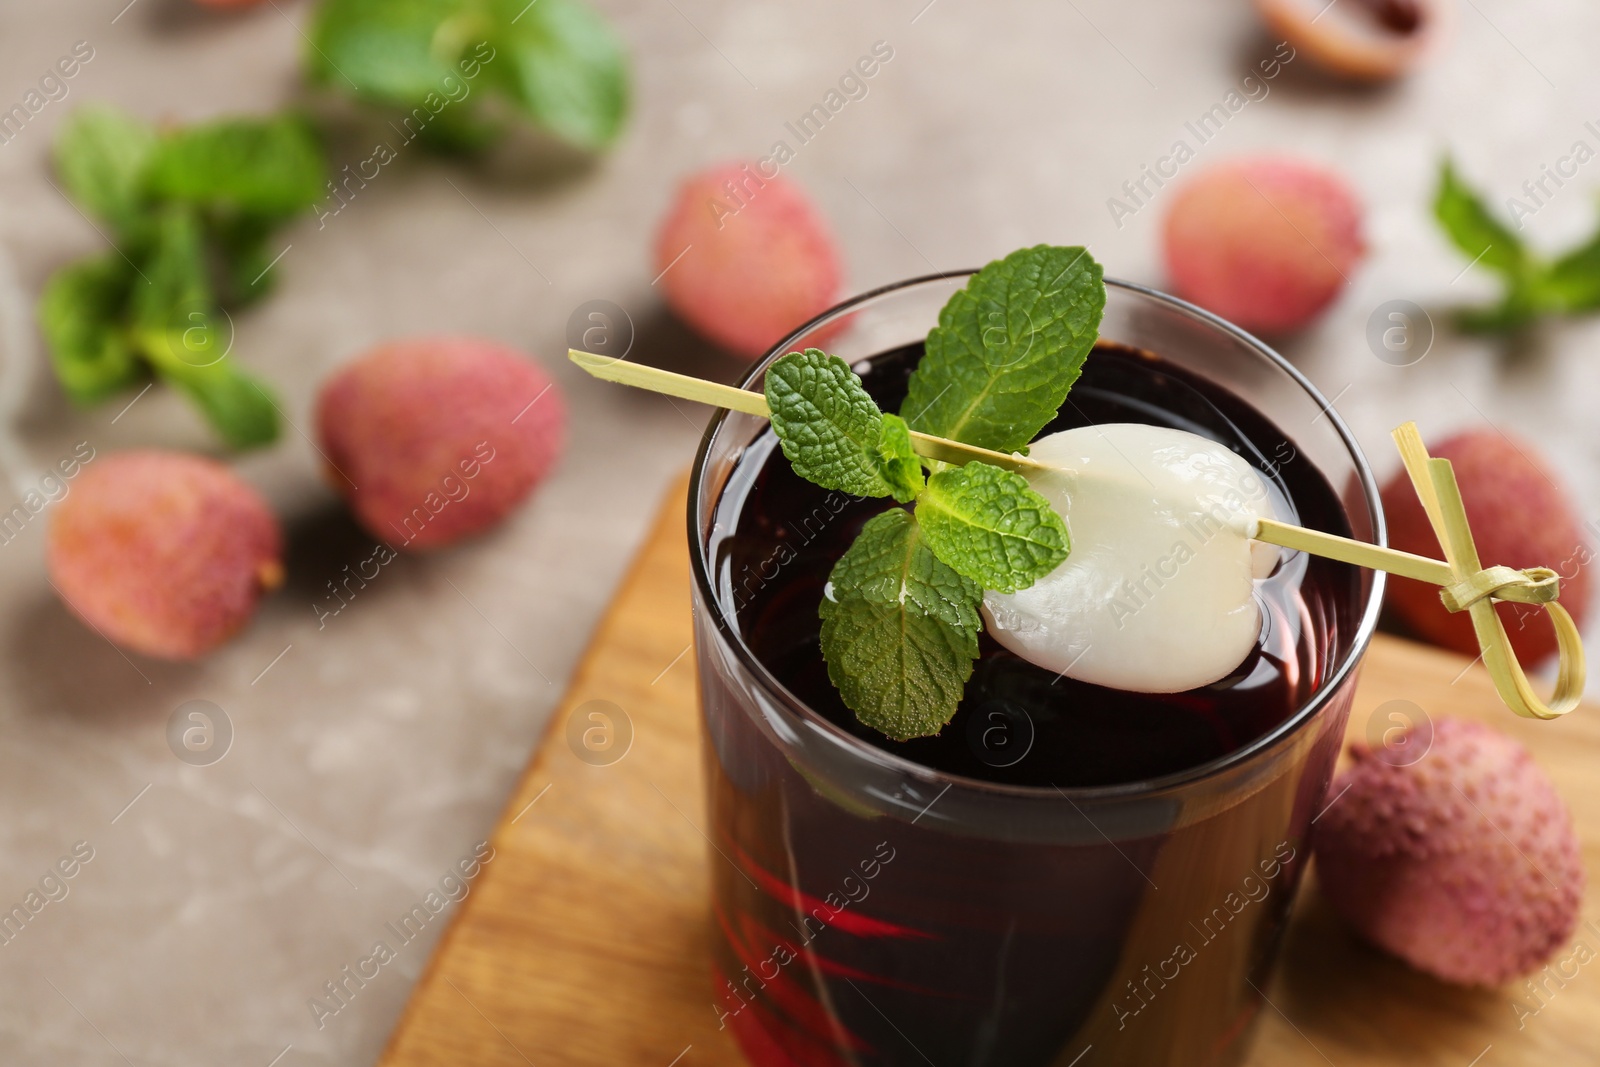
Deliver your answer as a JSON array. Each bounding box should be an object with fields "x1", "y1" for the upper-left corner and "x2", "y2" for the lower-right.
[{"x1": 983, "y1": 424, "x2": 1280, "y2": 693}]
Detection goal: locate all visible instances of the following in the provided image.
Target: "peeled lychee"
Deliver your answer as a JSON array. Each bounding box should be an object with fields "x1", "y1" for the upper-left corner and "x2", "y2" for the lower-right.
[
  {"x1": 47, "y1": 451, "x2": 283, "y2": 660},
  {"x1": 316, "y1": 337, "x2": 566, "y2": 551},
  {"x1": 654, "y1": 162, "x2": 843, "y2": 359},
  {"x1": 1163, "y1": 157, "x2": 1365, "y2": 334},
  {"x1": 1255, "y1": 0, "x2": 1447, "y2": 82},
  {"x1": 1382, "y1": 429, "x2": 1591, "y2": 666},
  {"x1": 1315, "y1": 718, "x2": 1583, "y2": 986}
]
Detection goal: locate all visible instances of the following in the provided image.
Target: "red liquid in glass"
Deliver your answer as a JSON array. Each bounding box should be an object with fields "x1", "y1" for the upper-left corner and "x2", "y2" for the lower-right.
[{"x1": 698, "y1": 342, "x2": 1362, "y2": 1066}]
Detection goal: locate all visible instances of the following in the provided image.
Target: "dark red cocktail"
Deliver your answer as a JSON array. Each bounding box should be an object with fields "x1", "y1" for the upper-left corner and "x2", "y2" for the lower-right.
[{"x1": 690, "y1": 275, "x2": 1383, "y2": 1066}]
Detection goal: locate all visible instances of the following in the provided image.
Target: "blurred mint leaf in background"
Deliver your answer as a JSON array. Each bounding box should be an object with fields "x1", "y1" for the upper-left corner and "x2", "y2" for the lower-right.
[
  {"x1": 493, "y1": 0, "x2": 630, "y2": 151},
  {"x1": 211, "y1": 214, "x2": 290, "y2": 306},
  {"x1": 145, "y1": 114, "x2": 325, "y2": 218},
  {"x1": 53, "y1": 106, "x2": 158, "y2": 229},
  {"x1": 1541, "y1": 232, "x2": 1600, "y2": 313},
  {"x1": 307, "y1": 0, "x2": 468, "y2": 102},
  {"x1": 38, "y1": 107, "x2": 323, "y2": 449},
  {"x1": 38, "y1": 256, "x2": 142, "y2": 406},
  {"x1": 144, "y1": 349, "x2": 281, "y2": 451},
  {"x1": 1434, "y1": 158, "x2": 1530, "y2": 279},
  {"x1": 130, "y1": 206, "x2": 211, "y2": 335},
  {"x1": 1434, "y1": 156, "x2": 1600, "y2": 333},
  {"x1": 308, "y1": 0, "x2": 630, "y2": 152}
]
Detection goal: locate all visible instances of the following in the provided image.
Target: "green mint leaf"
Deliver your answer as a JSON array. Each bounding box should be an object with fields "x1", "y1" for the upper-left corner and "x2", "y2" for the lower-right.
[
  {"x1": 876, "y1": 413, "x2": 924, "y2": 503},
  {"x1": 145, "y1": 114, "x2": 326, "y2": 218},
  {"x1": 38, "y1": 256, "x2": 143, "y2": 405},
  {"x1": 138, "y1": 316, "x2": 282, "y2": 451},
  {"x1": 493, "y1": 0, "x2": 630, "y2": 151},
  {"x1": 53, "y1": 106, "x2": 157, "y2": 229},
  {"x1": 130, "y1": 205, "x2": 211, "y2": 334},
  {"x1": 1539, "y1": 230, "x2": 1600, "y2": 312},
  {"x1": 1434, "y1": 157, "x2": 1530, "y2": 280},
  {"x1": 308, "y1": 0, "x2": 628, "y2": 151},
  {"x1": 903, "y1": 245, "x2": 1104, "y2": 454},
  {"x1": 765, "y1": 349, "x2": 900, "y2": 499},
  {"x1": 820, "y1": 600, "x2": 977, "y2": 742},
  {"x1": 820, "y1": 510, "x2": 980, "y2": 740},
  {"x1": 159, "y1": 363, "x2": 282, "y2": 450},
  {"x1": 307, "y1": 0, "x2": 468, "y2": 104},
  {"x1": 211, "y1": 215, "x2": 283, "y2": 305},
  {"x1": 915, "y1": 461, "x2": 1069, "y2": 593},
  {"x1": 828, "y1": 509, "x2": 982, "y2": 631},
  {"x1": 131, "y1": 205, "x2": 280, "y2": 449}
]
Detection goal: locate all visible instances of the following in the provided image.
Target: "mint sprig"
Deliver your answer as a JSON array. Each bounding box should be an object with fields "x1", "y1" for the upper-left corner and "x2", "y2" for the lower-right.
[
  {"x1": 1434, "y1": 156, "x2": 1600, "y2": 332},
  {"x1": 763, "y1": 247, "x2": 1104, "y2": 739},
  {"x1": 41, "y1": 106, "x2": 324, "y2": 449}
]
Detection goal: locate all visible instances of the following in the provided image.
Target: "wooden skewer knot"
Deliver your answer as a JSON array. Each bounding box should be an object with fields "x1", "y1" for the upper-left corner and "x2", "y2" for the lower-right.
[
  {"x1": 1392, "y1": 421, "x2": 1584, "y2": 721},
  {"x1": 1439, "y1": 565, "x2": 1561, "y2": 613}
]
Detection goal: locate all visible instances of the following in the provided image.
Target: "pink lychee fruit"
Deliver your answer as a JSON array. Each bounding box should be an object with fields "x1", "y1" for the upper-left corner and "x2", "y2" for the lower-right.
[
  {"x1": 316, "y1": 337, "x2": 566, "y2": 551},
  {"x1": 1381, "y1": 429, "x2": 1591, "y2": 667},
  {"x1": 1163, "y1": 157, "x2": 1365, "y2": 334},
  {"x1": 47, "y1": 451, "x2": 283, "y2": 660},
  {"x1": 654, "y1": 162, "x2": 844, "y2": 359},
  {"x1": 1315, "y1": 717, "x2": 1583, "y2": 986}
]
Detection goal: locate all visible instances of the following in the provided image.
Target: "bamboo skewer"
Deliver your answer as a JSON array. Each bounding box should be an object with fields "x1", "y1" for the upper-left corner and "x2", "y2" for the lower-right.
[
  {"x1": 569, "y1": 350, "x2": 1049, "y2": 474},
  {"x1": 571, "y1": 350, "x2": 1584, "y2": 719},
  {"x1": 1253, "y1": 519, "x2": 1457, "y2": 587}
]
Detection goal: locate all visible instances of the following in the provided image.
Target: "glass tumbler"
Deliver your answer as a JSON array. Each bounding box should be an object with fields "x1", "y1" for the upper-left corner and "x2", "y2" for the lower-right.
[{"x1": 688, "y1": 274, "x2": 1385, "y2": 1067}]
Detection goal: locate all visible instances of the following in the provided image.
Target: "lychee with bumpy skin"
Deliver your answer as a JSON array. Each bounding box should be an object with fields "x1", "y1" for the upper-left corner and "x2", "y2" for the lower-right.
[
  {"x1": 1315, "y1": 717, "x2": 1583, "y2": 986},
  {"x1": 316, "y1": 337, "x2": 566, "y2": 551},
  {"x1": 47, "y1": 451, "x2": 283, "y2": 660},
  {"x1": 654, "y1": 162, "x2": 843, "y2": 358},
  {"x1": 1163, "y1": 157, "x2": 1365, "y2": 334},
  {"x1": 1381, "y1": 429, "x2": 1591, "y2": 666}
]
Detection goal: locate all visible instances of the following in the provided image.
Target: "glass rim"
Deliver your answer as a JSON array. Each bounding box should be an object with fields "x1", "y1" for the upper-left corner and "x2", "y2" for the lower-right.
[{"x1": 687, "y1": 270, "x2": 1387, "y2": 802}]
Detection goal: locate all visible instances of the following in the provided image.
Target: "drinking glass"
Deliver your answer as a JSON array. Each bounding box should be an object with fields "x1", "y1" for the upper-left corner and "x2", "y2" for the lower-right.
[{"x1": 688, "y1": 274, "x2": 1385, "y2": 1067}]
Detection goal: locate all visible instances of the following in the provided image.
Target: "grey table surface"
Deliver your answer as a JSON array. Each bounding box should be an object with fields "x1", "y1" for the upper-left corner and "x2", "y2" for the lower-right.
[{"x1": 1, "y1": 1, "x2": 1598, "y2": 1064}]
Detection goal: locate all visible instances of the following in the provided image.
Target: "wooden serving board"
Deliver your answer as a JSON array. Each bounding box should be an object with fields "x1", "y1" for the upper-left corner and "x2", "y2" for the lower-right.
[{"x1": 378, "y1": 475, "x2": 1600, "y2": 1067}]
